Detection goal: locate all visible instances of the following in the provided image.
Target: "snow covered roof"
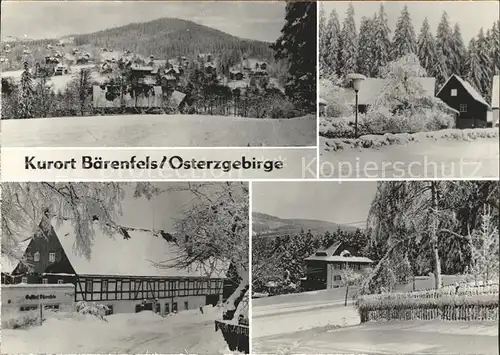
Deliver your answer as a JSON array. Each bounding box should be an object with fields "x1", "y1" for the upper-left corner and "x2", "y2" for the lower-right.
[
  {"x1": 305, "y1": 255, "x2": 373, "y2": 263},
  {"x1": 492, "y1": 75, "x2": 499, "y2": 109},
  {"x1": 170, "y1": 90, "x2": 186, "y2": 107},
  {"x1": 438, "y1": 74, "x2": 491, "y2": 108},
  {"x1": 305, "y1": 242, "x2": 373, "y2": 264},
  {"x1": 53, "y1": 220, "x2": 226, "y2": 279},
  {"x1": 318, "y1": 98, "x2": 327, "y2": 106},
  {"x1": 342, "y1": 77, "x2": 436, "y2": 106}
]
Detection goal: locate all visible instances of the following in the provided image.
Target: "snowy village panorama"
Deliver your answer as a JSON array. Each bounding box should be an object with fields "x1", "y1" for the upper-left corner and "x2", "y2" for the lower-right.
[
  {"x1": 0, "y1": 1, "x2": 316, "y2": 147},
  {"x1": 319, "y1": 1, "x2": 499, "y2": 178}
]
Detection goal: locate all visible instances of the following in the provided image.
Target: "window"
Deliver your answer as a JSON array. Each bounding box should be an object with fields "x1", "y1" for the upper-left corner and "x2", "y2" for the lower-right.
[
  {"x1": 49, "y1": 252, "x2": 56, "y2": 263},
  {"x1": 34, "y1": 252, "x2": 40, "y2": 262},
  {"x1": 42, "y1": 278, "x2": 48, "y2": 284},
  {"x1": 20, "y1": 305, "x2": 38, "y2": 312},
  {"x1": 21, "y1": 277, "x2": 28, "y2": 283},
  {"x1": 102, "y1": 280, "x2": 108, "y2": 292},
  {"x1": 57, "y1": 279, "x2": 64, "y2": 284},
  {"x1": 164, "y1": 303, "x2": 170, "y2": 314},
  {"x1": 184, "y1": 301, "x2": 189, "y2": 310},
  {"x1": 334, "y1": 275, "x2": 342, "y2": 281},
  {"x1": 460, "y1": 104, "x2": 467, "y2": 112},
  {"x1": 86, "y1": 280, "x2": 93, "y2": 292},
  {"x1": 172, "y1": 302, "x2": 178, "y2": 313},
  {"x1": 44, "y1": 304, "x2": 59, "y2": 311},
  {"x1": 451, "y1": 89, "x2": 458, "y2": 96}
]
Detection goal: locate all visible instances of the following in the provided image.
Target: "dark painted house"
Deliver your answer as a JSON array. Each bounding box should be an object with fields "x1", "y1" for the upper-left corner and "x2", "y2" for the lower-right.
[
  {"x1": 437, "y1": 74, "x2": 491, "y2": 128},
  {"x1": 2, "y1": 216, "x2": 226, "y2": 315}
]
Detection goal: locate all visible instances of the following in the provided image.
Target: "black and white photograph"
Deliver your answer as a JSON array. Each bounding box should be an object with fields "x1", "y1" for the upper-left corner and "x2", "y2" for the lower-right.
[
  {"x1": 252, "y1": 181, "x2": 499, "y2": 354},
  {"x1": 319, "y1": 1, "x2": 500, "y2": 178},
  {"x1": 0, "y1": 1, "x2": 316, "y2": 147},
  {"x1": 1, "y1": 182, "x2": 249, "y2": 354}
]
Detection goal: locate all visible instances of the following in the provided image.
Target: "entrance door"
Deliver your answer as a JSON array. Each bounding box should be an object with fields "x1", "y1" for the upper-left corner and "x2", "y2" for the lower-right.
[
  {"x1": 172, "y1": 302, "x2": 178, "y2": 313},
  {"x1": 206, "y1": 294, "x2": 219, "y2": 306},
  {"x1": 143, "y1": 302, "x2": 153, "y2": 311}
]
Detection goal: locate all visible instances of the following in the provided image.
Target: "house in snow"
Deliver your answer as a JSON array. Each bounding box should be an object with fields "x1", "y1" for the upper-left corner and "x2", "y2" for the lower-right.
[
  {"x1": 2, "y1": 215, "x2": 226, "y2": 315},
  {"x1": 342, "y1": 77, "x2": 436, "y2": 114},
  {"x1": 303, "y1": 242, "x2": 372, "y2": 291},
  {"x1": 437, "y1": 74, "x2": 491, "y2": 128},
  {"x1": 491, "y1": 75, "x2": 499, "y2": 127}
]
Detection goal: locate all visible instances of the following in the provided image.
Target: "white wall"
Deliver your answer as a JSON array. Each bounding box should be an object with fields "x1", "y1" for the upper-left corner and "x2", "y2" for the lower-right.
[{"x1": 1, "y1": 284, "x2": 75, "y2": 315}]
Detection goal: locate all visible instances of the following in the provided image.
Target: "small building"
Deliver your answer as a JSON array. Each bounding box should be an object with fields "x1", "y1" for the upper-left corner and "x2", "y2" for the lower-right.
[
  {"x1": 3, "y1": 216, "x2": 226, "y2": 315},
  {"x1": 204, "y1": 62, "x2": 216, "y2": 75},
  {"x1": 437, "y1": 74, "x2": 491, "y2": 128},
  {"x1": 319, "y1": 97, "x2": 328, "y2": 116},
  {"x1": 491, "y1": 75, "x2": 499, "y2": 127},
  {"x1": 53, "y1": 64, "x2": 69, "y2": 76},
  {"x1": 229, "y1": 69, "x2": 244, "y2": 81},
  {"x1": 304, "y1": 242, "x2": 372, "y2": 291}
]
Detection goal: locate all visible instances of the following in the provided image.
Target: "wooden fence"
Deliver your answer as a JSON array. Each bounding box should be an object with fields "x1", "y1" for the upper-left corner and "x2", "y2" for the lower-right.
[{"x1": 360, "y1": 304, "x2": 498, "y2": 322}]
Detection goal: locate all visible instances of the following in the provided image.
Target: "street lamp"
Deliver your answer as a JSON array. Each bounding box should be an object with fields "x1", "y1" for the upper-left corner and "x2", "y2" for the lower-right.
[{"x1": 347, "y1": 73, "x2": 366, "y2": 138}]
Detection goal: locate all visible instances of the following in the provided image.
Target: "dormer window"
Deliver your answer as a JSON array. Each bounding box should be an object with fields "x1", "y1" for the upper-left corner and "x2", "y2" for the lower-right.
[
  {"x1": 340, "y1": 250, "x2": 352, "y2": 258},
  {"x1": 34, "y1": 252, "x2": 40, "y2": 262},
  {"x1": 451, "y1": 89, "x2": 457, "y2": 96}
]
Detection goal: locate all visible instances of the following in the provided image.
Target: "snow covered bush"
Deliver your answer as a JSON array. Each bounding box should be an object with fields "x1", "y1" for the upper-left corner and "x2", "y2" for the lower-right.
[
  {"x1": 75, "y1": 301, "x2": 109, "y2": 321},
  {"x1": 2, "y1": 310, "x2": 40, "y2": 329},
  {"x1": 320, "y1": 118, "x2": 357, "y2": 139},
  {"x1": 319, "y1": 78, "x2": 352, "y2": 118}
]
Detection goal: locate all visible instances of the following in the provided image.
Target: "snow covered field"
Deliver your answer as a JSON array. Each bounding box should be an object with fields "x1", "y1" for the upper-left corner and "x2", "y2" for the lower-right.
[
  {"x1": 1, "y1": 114, "x2": 317, "y2": 147},
  {"x1": 1, "y1": 307, "x2": 239, "y2": 354}
]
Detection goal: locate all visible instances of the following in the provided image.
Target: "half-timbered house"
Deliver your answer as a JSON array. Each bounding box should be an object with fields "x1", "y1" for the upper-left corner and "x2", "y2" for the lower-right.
[{"x1": 3, "y1": 216, "x2": 226, "y2": 316}]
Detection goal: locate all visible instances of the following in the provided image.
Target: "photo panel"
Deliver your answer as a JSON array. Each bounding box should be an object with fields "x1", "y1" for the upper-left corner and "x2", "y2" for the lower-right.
[
  {"x1": 1, "y1": 182, "x2": 249, "y2": 354},
  {"x1": 1, "y1": 1, "x2": 317, "y2": 148},
  {"x1": 251, "y1": 180, "x2": 499, "y2": 354},
  {"x1": 318, "y1": 1, "x2": 499, "y2": 179}
]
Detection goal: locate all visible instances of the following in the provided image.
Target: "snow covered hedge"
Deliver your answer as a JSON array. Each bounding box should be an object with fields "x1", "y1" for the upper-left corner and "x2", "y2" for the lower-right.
[
  {"x1": 356, "y1": 288, "x2": 499, "y2": 322},
  {"x1": 2, "y1": 310, "x2": 41, "y2": 329}
]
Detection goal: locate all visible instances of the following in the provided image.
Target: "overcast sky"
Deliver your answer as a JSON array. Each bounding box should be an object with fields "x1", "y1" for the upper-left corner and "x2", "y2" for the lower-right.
[
  {"x1": 253, "y1": 182, "x2": 378, "y2": 227},
  {"x1": 322, "y1": 1, "x2": 499, "y2": 43},
  {"x1": 1, "y1": 1, "x2": 285, "y2": 42}
]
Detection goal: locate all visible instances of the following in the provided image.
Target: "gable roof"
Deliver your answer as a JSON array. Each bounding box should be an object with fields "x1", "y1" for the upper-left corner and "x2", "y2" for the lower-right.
[
  {"x1": 343, "y1": 77, "x2": 436, "y2": 106},
  {"x1": 492, "y1": 75, "x2": 499, "y2": 109},
  {"x1": 437, "y1": 74, "x2": 490, "y2": 108},
  {"x1": 52, "y1": 220, "x2": 227, "y2": 279},
  {"x1": 305, "y1": 242, "x2": 373, "y2": 264}
]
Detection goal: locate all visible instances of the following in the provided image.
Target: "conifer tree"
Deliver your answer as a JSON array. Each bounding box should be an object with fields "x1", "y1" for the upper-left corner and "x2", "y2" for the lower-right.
[
  {"x1": 436, "y1": 12, "x2": 454, "y2": 78},
  {"x1": 19, "y1": 61, "x2": 34, "y2": 119},
  {"x1": 324, "y1": 9, "x2": 342, "y2": 77},
  {"x1": 339, "y1": 3, "x2": 358, "y2": 78},
  {"x1": 372, "y1": 4, "x2": 392, "y2": 77},
  {"x1": 417, "y1": 18, "x2": 436, "y2": 76},
  {"x1": 272, "y1": 2, "x2": 316, "y2": 110},
  {"x1": 391, "y1": 5, "x2": 417, "y2": 60},
  {"x1": 488, "y1": 21, "x2": 500, "y2": 75},
  {"x1": 450, "y1": 23, "x2": 467, "y2": 77},
  {"x1": 465, "y1": 38, "x2": 482, "y2": 92},
  {"x1": 433, "y1": 46, "x2": 449, "y2": 88},
  {"x1": 357, "y1": 16, "x2": 377, "y2": 77},
  {"x1": 476, "y1": 28, "x2": 493, "y2": 101},
  {"x1": 319, "y1": 4, "x2": 329, "y2": 73}
]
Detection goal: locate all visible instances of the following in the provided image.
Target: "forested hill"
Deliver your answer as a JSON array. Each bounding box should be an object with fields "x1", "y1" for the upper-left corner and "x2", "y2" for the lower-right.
[
  {"x1": 253, "y1": 212, "x2": 358, "y2": 237},
  {"x1": 73, "y1": 17, "x2": 275, "y2": 60}
]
